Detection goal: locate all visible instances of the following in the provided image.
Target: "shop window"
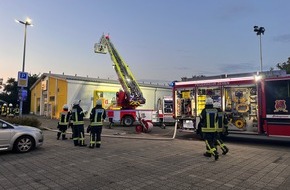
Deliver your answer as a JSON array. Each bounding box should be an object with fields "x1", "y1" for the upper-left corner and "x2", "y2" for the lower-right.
[{"x1": 49, "y1": 96, "x2": 55, "y2": 102}]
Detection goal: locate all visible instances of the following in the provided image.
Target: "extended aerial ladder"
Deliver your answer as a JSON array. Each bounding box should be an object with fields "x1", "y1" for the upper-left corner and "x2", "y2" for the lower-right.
[{"x1": 94, "y1": 34, "x2": 146, "y2": 109}]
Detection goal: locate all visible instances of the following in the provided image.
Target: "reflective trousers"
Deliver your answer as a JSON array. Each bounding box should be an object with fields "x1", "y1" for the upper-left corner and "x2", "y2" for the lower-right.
[
  {"x1": 72, "y1": 124, "x2": 85, "y2": 146},
  {"x1": 89, "y1": 126, "x2": 102, "y2": 148},
  {"x1": 203, "y1": 132, "x2": 218, "y2": 156},
  {"x1": 215, "y1": 132, "x2": 228, "y2": 154},
  {"x1": 57, "y1": 124, "x2": 68, "y2": 139}
]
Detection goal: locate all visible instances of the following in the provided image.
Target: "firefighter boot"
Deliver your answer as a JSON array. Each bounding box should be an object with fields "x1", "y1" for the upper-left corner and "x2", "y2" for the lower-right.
[
  {"x1": 57, "y1": 132, "x2": 61, "y2": 140},
  {"x1": 203, "y1": 152, "x2": 211, "y2": 157},
  {"x1": 222, "y1": 146, "x2": 229, "y2": 155},
  {"x1": 96, "y1": 144, "x2": 101, "y2": 148},
  {"x1": 74, "y1": 140, "x2": 79, "y2": 146},
  {"x1": 79, "y1": 142, "x2": 87, "y2": 147},
  {"x1": 62, "y1": 134, "x2": 68, "y2": 140},
  {"x1": 89, "y1": 144, "x2": 95, "y2": 149},
  {"x1": 213, "y1": 151, "x2": 219, "y2": 161}
]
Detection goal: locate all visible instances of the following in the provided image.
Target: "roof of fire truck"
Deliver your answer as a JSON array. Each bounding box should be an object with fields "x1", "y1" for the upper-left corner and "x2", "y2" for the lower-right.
[{"x1": 175, "y1": 70, "x2": 287, "y2": 87}]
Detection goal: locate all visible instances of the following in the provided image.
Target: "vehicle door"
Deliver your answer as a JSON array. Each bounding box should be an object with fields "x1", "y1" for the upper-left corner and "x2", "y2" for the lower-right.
[{"x1": 0, "y1": 121, "x2": 13, "y2": 150}]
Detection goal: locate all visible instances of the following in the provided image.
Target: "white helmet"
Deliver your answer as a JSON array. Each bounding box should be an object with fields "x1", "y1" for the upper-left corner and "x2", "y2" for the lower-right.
[
  {"x1": 63, "y1": 104, "x2": 69, "y2": 110},
  {"x1": 96, "y1": 99, "x2": 102, "y2": 106},
  {"x1": 205, "y1": 98, "x2": 213, "y2": 105},
  {"x1": 3, "y1": 103, "x2": 7, "y2": 106},
  {"x1": 9, "y1": 103, "x2": 13, "y2": 107},
  {"x1": 73, "y1": 100, "x2": 80, "y2": 105}
]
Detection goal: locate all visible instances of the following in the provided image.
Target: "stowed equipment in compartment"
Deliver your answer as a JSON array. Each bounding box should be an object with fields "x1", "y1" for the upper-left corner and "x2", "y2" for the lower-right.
[
  {"x1": 225, "y1": 87, "x2": 258, "y2": 132},
  {"x1": 175, "y1": 89, "x2": 195, "y2": 118}
]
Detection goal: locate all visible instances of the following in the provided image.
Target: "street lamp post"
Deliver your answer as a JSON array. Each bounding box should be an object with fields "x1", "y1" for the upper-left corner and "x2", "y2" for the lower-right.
[
  {"x1": 15, "y1": 18, "x2": 33, "y2": 116},
  {"x1": 253, "y1": 26, "x2": 265, "y2": 72}
]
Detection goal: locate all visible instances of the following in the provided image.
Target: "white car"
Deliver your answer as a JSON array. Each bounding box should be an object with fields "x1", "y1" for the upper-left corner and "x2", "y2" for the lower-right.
[{"x1": 0, "y1": 118, "x2": 44, "y2": 153}]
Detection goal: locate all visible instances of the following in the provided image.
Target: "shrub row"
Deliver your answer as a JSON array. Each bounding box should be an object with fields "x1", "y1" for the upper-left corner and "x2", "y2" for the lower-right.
[{"x1": 0, "y1": 116, "x2": 42, "y2": 128}]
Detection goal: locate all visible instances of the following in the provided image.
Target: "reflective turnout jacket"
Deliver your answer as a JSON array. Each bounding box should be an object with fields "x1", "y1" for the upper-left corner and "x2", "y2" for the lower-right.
[
  {"x1": 59, "y1": 111, "x2": 70, "y2": 126},
  {"x1": 90, "y1": 105, "x2": 106, "y2": 126},
  {"x1": 216, "y1": 108, "x2": 228, "y2": 133},
  {"x1": 200, "y1": 104, "x2": 218, "y2": 133},
  {"x1": 1, "y1": 106, "x2": 7, "y2": 116},
  {"x1": 71, "y1": 105, "x2": 85, "y2": 125}
]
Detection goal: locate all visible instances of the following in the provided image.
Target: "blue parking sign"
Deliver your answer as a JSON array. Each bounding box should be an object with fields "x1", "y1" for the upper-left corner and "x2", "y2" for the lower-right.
[
  {"x1": 18, "y1": 71, "x2": 28, "y2": 87},
  {"x1": 19, "y1": 72, "x2": 27, "y2": 79}
]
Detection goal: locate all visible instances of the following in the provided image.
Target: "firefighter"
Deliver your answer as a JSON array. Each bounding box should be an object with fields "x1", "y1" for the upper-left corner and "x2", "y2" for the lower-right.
[
  {"x1": 199, "y1": 97, "x2": 219, "y2": 161},
  {"x1": 7, "y1": 103, "x2": 15, "y2": 117},
  {"x1": 216, "y1": 107, "x2": 229, "y2": 155},
  {"x1": 68, "y1": 105, "x2": 73, "y2": 139},
  {"x1": 89, "y1": 99, "x2": 106, "y2": 148},
  {"x1": 1, "y1": 103, "x2": 8, "y2": 117},
  {"x1": 57, "y1": 104, "x2": 70, "y2": 140},
  {"x1": 14, "y1": 104, "x2": 20, "y2": 117},
  {"x1": 70, "y1": 100, "x2": 87, "y2": 146}
]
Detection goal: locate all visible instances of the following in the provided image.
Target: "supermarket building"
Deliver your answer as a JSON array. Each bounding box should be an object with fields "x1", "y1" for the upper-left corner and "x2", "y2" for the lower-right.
[{"x1": 30, "y1": 72, "x2": 172, "y2": 119}]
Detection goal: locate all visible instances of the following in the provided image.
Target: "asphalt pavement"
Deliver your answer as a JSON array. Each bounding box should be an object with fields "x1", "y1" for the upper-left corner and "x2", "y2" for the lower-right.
[{"x1": 0, "y1": 116, "x2": 290, "y2": 190}]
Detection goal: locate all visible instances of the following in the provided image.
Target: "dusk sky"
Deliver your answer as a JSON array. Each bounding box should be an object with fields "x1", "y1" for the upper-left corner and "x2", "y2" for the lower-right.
[{"x1": 1, "y1": 0, "x2": 290, "y2": 85}]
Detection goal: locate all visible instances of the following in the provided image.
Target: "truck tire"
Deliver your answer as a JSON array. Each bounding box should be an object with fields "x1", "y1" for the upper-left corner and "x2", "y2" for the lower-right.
[{"x1": 123, "y1": 115, "x2": 134, "y2": 126}]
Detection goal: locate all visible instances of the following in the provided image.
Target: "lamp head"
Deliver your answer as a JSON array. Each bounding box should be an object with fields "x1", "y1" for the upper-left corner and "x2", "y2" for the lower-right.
[
  {"x1": 25, "y1": 18, "x2": 33, "y2": 26},
  {"x1": 15, "y1": 17, "x2": 33, "y2": 26}
]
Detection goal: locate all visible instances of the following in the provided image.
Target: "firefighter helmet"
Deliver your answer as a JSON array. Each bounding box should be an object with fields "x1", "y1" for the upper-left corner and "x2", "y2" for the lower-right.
[
  {"x1": 96, "y1": 99, "x2": 102, "y2": 106},
  {"x1": 63, "y1": 104, "x2": 69, "y2": 110},
  {"x1": 73, "y1": 100, "x2": 80, "y2": 105},
  {"x1": 205, "y1": 98, "x2": 213, "y2": 105},
  {"x1": 9, "y1": 103, "x2": 13, "y2": 107}
]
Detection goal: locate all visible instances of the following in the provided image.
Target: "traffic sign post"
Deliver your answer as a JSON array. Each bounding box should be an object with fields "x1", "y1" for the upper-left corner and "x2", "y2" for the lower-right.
[
  {"x1": 18, "y1": 71, "x2": 28, "y2": 87},
  {"x1": 16, "y1": 18, "x2": 33, "y2": 117},
  {"x1": 18, "y1": 71, "x2": 28, "y2": 117}
]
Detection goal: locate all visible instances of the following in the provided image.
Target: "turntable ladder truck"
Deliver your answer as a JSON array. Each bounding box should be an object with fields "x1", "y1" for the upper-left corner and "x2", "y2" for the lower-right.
[{"x1": 94, "y1": 34, "x2": 152, "y2": 127}]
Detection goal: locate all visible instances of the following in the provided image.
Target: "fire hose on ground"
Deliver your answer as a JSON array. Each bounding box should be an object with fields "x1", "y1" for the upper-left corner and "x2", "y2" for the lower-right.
[{"x1": 44, "y1": 120, "x2": 178, "y2": 141}]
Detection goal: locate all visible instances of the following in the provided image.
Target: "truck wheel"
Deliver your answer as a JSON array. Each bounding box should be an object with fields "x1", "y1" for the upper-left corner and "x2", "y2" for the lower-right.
[{"x1": 123, "y1": 116, "x2": 134, "y2": 126}]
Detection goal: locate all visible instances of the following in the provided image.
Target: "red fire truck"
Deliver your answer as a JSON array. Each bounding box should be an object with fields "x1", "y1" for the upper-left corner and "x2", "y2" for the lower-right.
[
  {"x1": 173, "y1": 71, "x2": 290, "y2": 137},
  {"x1": 94, "y1": 35, "x2": 173, "y2": 131}
]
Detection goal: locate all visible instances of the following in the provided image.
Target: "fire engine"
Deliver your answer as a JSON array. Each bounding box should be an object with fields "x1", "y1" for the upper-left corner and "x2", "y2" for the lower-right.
[
  {"x1": 173, "y1": 70, "x2": 290, "y2": 138},
  {"x1": 94, "y1": 34, "x2": 173, "y2": 131}
]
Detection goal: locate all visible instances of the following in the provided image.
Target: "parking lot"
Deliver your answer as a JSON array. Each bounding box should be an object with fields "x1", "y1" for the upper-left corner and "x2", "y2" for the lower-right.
[{"x1": 0, "y1": 116, "x2": 290, "y2": 190}]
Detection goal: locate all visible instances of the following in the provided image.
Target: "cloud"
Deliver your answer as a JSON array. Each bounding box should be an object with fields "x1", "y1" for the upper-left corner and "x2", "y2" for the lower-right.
[
  {"x1": 174, "y1": 66, "x2": 191, "y2": 70},
  {"x1": 218, "y1": 62, "x2": 259, "y2": 73},
  {"x1": 218, "y1": 3, "x2": 254, "y2": 21},
  {"x1": 273, "y1": 34, "x2": 290, "y2": 43}
]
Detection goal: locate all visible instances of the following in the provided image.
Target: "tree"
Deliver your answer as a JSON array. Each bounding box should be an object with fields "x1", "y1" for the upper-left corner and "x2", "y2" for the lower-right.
[
  {"x1": 0, "y1": 78, "x2": 18, "y2": 105},
  {"x1": 0, "y1": 78, "x2": 3, "y2": 90},
  {"x1": 0, "y1": 74, "x2": 39, "y2": 114},
  {"x1": 276, "y1": 57, "x2": 290, "y2": 74}
]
